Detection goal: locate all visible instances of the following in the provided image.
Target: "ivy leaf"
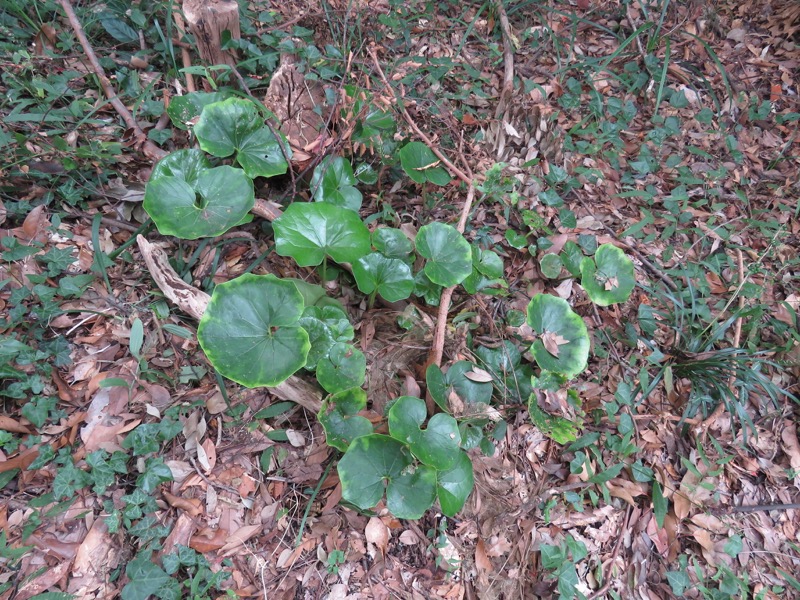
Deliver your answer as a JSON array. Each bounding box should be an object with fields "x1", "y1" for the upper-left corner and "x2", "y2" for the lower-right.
[
  {"x1": 194, "y1": 98, "x2": 290, "y2": 179},
  {"x1": 121, "y1": 551, "x2": 171, "y2": 600},
  {"x1": 273, "y1": 202, "x2": 371, "y2": 266},
  {"x1": 311, "y1": 156, "x2": 362, "y2": 212},
  {"x1": 416, "y1": 222, "x2": 472, "y2": 287},
  {"x1": 197, "y1": 274, "x2": 310, "y2": 387}
]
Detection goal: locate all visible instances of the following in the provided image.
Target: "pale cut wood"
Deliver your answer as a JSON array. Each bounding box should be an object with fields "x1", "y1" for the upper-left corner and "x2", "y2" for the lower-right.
[
  {"x1": 182, "y1": 0, "x2": 240, "y2": 69},
  {"x1": 136, "y1": 235, "x2": 322, "y2": 413}
]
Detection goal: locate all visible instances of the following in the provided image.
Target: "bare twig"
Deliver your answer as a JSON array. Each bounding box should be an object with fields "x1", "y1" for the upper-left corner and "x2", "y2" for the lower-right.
[
  {"x1": 427, "y1": 185, "x2": 476, "y2": 371},
  {"x1": 59, "y1": 0, "x2": 167, "y2": 161},
  {"x1": 367, "y1": 46, "x2": 472, "y2": 185},
  {"x1": 172, "y1": 10, "x2": 196, "y2": 93},
  {"x1": 493, "y1": 0, "x2": 516, "y2": 118}
]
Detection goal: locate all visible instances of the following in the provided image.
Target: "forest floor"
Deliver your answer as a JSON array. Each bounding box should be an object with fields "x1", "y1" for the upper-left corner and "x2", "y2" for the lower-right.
[{"x1": 1, "y1": 0, "x2": 799, "y2": 598}]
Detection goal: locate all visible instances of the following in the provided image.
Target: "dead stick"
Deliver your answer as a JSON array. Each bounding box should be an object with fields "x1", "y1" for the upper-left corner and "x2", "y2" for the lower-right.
[
  {"x1": 59, "y1": 0, "x2": 167, "y2": 161},
  {"x1": 493, "y1": 0, "x2": 516, "y2": 119},
  {"x1": 173, "y1": 10, "x2": 196, "y2": 93},
  {"x1": 427, "y1": 185, "x2": 476, "y2": 370},
  {"x1": 368, "y1": 46, "x2": 472, "y2": 185}
]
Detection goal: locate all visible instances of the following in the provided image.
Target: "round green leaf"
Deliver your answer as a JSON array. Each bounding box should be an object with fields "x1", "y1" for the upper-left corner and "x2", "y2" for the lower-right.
[
  {"x1": 560, "y1": 240, "x2": 584, "y2": 277},
  {"x1": 580, "y1": 243, "x2": 636, "y2": 306},
  {"x1": 149, "y1": 149, "x2": 211, "y2": 184},
  {"x1": 315, "y1": 342, "x2": 366, "y2": 394},
  {"x1": 273, "y1": 202, "x2": 371, "y2": 266},
  {"x1": 436, "y1": 451, "x2": 474, "y2": 517},
  {"x1": 318, "y1": 388, "x2": 373, "y2": 451},
  {"x1": 388, "y1": 396, "x2": 461, "y2": 469},
  {"x1": 311, "y1": 156, "x2": 362, "y2": 212},
  {"x1": 338, "y1": 434, "x2": 412, "y2": 510},
  {"x1": 526, "y1": 294, "x2": 590, "y2": 378},
  {"x1": 416, "y1": 222, "x2": 472, "y2": 287},
  {"x1": 194, "y1": 98, "x2": 290, "y2": 179},
  {"x1": 197, "y1": 274, "x2": 309, "y2": 387},
  {"x1": 399, "y1": 141, "x2": 451, "y2": 186},
  {"x1": 372, "y1": 228, "x2": 413, "y2": 259},
  {"x1": 166, "y1": 92, "x2": 229, "y2": 130},
  {"x1": 444, "y1": 361, "x2": 493, "y2": 404},
  {"x1": 539, "y1": 253, "x2": 563, "y2": 279},
  {"x1": 463, "y1": 246, "x2": 507, "y2": 294},
  {"x1": 353, "y1": 254, "x2": 414, "y2": 302},
  {"x1": 296, "y1": 315, "x2": 335, "y2": 370},
  {"x1": 144, "y1": 165, "x2": 254, "y2": 239},
  {"x1": 387, "y1": 465, "x2": 438, "y2": 519}
]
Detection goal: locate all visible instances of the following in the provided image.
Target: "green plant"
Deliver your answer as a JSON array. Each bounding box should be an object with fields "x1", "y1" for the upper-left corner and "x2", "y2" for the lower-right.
[{"x1": 539, "y1": 533, "x2": 589, "y2": 600}]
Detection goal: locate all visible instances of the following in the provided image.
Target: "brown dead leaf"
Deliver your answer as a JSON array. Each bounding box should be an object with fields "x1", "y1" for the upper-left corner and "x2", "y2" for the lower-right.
[
  {"x1": 0, "y1": 416, "x2": 32, "y2": 434},
  {"x1": 781, "y1": 420, "x2": 800, "y2": 488},
  {"x1": 16, "y1": 558, "x2": 73, "y2": 600},
  {"x1": 365, "y1": 516, "x2": 390, "y2": 557},
  {"x1": 68, "y1": 518, "x2": 118, "y2": 598},
  {"x1": 220, "y1": 524, "x2": 262, "y2": 555},
  {"x1": 475, "y1": 537, "x2": 493, "y2": 585},
  {"x1": 163, "y1": 490, "x2": 203, "y2": 517},
  {"x1": 541, "y1": 330, "x2": 569, "y2": 357},
  {"x1": 464, "y1": 367, "x2": 494, "y2": 383}
]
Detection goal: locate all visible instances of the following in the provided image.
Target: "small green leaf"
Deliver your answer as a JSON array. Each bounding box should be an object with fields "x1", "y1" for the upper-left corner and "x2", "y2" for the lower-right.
[
  {"x1": 353, "y1": 254, "x2": 414, "y2": 302},
  {"x1": 194, "y1": 98, "x2": 290, "y2": 178},
  {"x1": 399, "y1": 141, "x2": 451, "y2": 185},
  {"x1": 122, "y1": 551, "x2": 171, "y2": 600},
  {"x1": 129, "y1": 318, "x2": 143, "y2": 358},
  {"x1": 416, "y1": 222, "x2": 472, "y2": 287},
  {"x1": 653, "y1": 480, "x2": 668, "y2": 529},
  {"x1": 527, "y1": 401, "x2": 580, "y2": 444},
  {"x1": 338, "y1": 434, "x2": 411, "y2": 510},
  {"x1": 388, "y1": 396, "x2": 461, "y2": 469},
  {"x1": 318, "y1": 388, "x2": 373, "y2": 451},
  {"x1": 315, "y1": 343, "x2": 366, "y2": 394},
  {"x1": 273, "y1": 202, "x2": 371, "y2": 266},
  {"x1": 149, "y1": 148, "x2": 211, "y2": 185},
  {"x1": 198, "y1": 274, "x2": 309, "y2": 387},
  {"x1": 372, "y1": 228, "x2": 413, "y2": 259},
  {"x1": 539, "y1": 253, "x2": 563, "y2": 279},
  {"x1": 560, "y1": 241, "x2": 584, "y2": 277},
  {"x1": 526, "y1": 294, "x2": 590, "y2": 378},
  {"x1": 166, "y1": 92, "x2": 229, "y2": 130},
  {"x1": 580, "y1": 243, "x2": 636, "y2": 306},
  {"x1": 311, "y1": 156, "x2": 362, "y2": 212}
]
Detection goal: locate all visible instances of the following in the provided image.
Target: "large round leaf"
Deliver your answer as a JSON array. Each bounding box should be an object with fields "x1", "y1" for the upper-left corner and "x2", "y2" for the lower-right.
[
  {"x1": 338, "y1": 434, "x2": 412, "y2": 510},
  {"x1": 194, "y1": 98, "x2": 290, "y2": 179},
  {"x1": 436, "y1": 451, "x2": 474, "y2": 517},
  {"x1": 353, "y1": 254, "x2": 414, "y2": 302},
  {"x1": 318, "y1": 388, "x2": 373, "y2": 451},
  {"x1": 580, "y1": 243, "x2": 635, "y2": 306},
  {"x1": 372, "y1": 227, "x2": 413, "y2": 259},
  {"x1": 444, "y1": 361, "x2": 493, "y2": 404},
  {"x1": 526, "y1": 294, "x2": 589, "y2": 378},
  {"x1": 144, "y1": 166, "x2": 254, "y2": 239},
  {"x1": 273, "y1": 202, "x2": 371, "y2": 266},
  {"x1": 149, "y1": 148, "x2": 210, "y2": 184},
  {"x1": 388, "y1": 396, "x2": 461, "y2": 469},
  {"x1": 398, "y1": 141, "x2": 451, "y2": 186},
  {"x1": 386, "y1": 465, "x2": 437, "y2": 519},
  {"x1": 315, "y1": 342, "x2": 366, "y2": 394},
  {"x1": 416, "y1": 222, "x2": 472, "y2": 287},
  {"x1": 311, "y1": 156, "x2": 362, "y2": 212},
  {"x1": 197, "y1": 274, "x2": 310, "y2": 387}
]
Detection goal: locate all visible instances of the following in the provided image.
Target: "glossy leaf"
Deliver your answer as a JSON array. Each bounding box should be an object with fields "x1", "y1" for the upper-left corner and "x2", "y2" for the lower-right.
[
  {"x1": 527, "y1": 401, "x2": 580, "y2": 444},
  {"x1": 399, "y1": 141, "x2": 451, "y2": 185},
  {"x1": 194, "y1": 98, "x2": 290, "y2": 179},
  {"x1": 436, "y1": 451, "x2": 474, "y2": 516},
  {"x1": 353, "y1": 254, "x2": 414, "y2": 302},
  {"x1": 560, "y1": 240, "x2": 584, "y2": 277},
  {"x1": 197, "y1": 274, "x2": 309, "y2": 387},
  {"x1": 338, "y1": 434, "x2": 412, "y2": 511},
  {"x1": 444, "y1": 361, "x2": 493, "y2": 404},
  {"x1": 311, "y1": 156, "x2": 362, "y2": 212},
  {"x1": 580, "y1": 243, "x2": 635, "y2": 306},
  {"x1": 526, "y1": 294, "x2": 590, "y2": 378},
  {"x1": 372, "y1": 228, "x2": 413, "y2": 259},
  {"x1": 318, "y1": 387, "x2": 373, "y2": 451},
  {"x1": 463, "y1": 246, "x2": 507, "y2": 294},
  {"x1": 388, "y1": 396, "x2": 461, "y2": 469},
  {"x1": 149, "y1": 148, "x2": 210, "y2": 184},
  {"x1": 144, "y1": 166, "x2": 254, "y2": 239},
  {"x1": 315, "y1": 342, "x2": 366, "y2": 394},
  {"x1": 539, "y1": 253, "x2": 563, "y2": 279},
  {"x1": 416, "y1": 222, "x2": 472, "y2": 287},
  {"x1": 166, "y1": 92, "x2": 228, "y2": 130},
  {"x1": 386, "y1": 465, "x2": 437, "y2": 519},
  {"x1": 273, "y1": 202, "x2": 370, "y2": 266}
]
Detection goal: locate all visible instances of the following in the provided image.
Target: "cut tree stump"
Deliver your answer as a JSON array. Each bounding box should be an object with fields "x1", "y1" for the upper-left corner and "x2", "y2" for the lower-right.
[{"x1": 182, "y1": 0, "x2": 240, "y2": 69}]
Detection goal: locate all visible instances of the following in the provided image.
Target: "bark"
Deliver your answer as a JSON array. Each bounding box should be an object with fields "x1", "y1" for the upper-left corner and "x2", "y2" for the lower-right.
[{"x1": 182, "y1": 0, "x2": 240, "y2": 69}]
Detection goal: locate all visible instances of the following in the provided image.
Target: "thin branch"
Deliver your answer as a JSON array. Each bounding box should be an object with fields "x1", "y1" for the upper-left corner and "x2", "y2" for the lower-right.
[
  {"x1": 59, "y1": 0, "x2": 167, "y2": 161},
  {"x1": 368, "y1": 46, "x2": 472, "y2": 185}
]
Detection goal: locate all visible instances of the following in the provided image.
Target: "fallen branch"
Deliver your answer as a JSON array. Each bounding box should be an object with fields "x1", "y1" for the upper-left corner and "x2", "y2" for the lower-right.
[
  {"x1": 136, "y1": 235, "x2": 323, "y2": 413},
  {"x1": 59, "y1": 0, "x2": 167, "y2": 161}
]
